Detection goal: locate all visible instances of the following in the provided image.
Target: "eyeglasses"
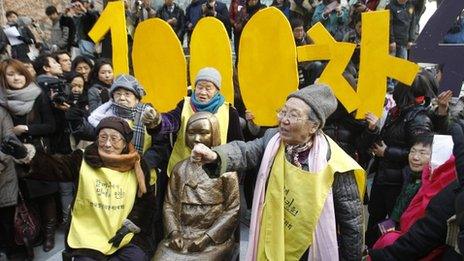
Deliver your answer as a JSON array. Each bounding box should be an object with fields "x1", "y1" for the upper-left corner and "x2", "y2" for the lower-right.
[
  {"x1": 113, "y1": 91, "x2": 134, "y2": 98},
  {"x1": 98, "y1": 134, "x2": 124, "y2": 144},
  {"x1": 277, "y1": 109, "x2": 307, "y2": 124}
]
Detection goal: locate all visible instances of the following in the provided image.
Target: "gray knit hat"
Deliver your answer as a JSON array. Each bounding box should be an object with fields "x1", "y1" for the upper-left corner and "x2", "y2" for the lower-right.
[
  {"x1": 195, "y1": 67, "x2": 221, "y2": 89},
  {"x1": 287, "y1": 84, "x2": 337, "y2": 128},
  {"x1": 110, "y1": 74, "x2": 146, "y2": 99}
]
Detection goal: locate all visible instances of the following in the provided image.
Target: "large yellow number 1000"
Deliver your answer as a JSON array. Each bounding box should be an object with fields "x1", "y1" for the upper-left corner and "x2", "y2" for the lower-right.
[{"x1": 89, "y1": 1, "x2": 420, "y2": 126}]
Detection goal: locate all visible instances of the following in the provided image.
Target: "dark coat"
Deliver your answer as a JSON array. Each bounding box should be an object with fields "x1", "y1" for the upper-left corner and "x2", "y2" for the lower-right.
[
  {"x1": 185, "y1": 0, "x2": 207, "y2": 33},
  {"x1": 0, "y1": 106, "x2": 18, "y2": 207},
  {"x1": 202, "y1": 1, "x2": 231, "y2": 37},
  {"x1": 324, "y1": 103, "x2": 378, "y2": 165},
  {"x1": 28, "y1": 144, "x2": 157, "y2": 258},
  {"x1": 9, "y1": 92, "x2": 58, "y2": 198},
  {"x1": 387, "y1": 0, "x2": 417, "y2": 46},
  {"x1": 370, "y1": 105, "x2": 433, "y2": 186},
  {"x1": 8, "y1": 24, "x2": 35, "y2": 60},
  {"x1": 157, "y1": 3, "x2": 186, "y2": 41}
]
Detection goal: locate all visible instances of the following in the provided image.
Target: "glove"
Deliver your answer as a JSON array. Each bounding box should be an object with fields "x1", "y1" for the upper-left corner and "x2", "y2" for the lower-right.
[
  {"x1": 108, "y1": 219, "x2": 140, "y2": 247},
  {"x1": 108, "y1": 226, "x2": 130, "y2": 248},
  {"x1": 100, "y1": 88, "x2": 110, "y2": 103},
  {"x1": 1, "y1": 135, "x2": 28, "y2": 159},
  {"x1": 65, "y1": 106, "x2": 86, "y2": 121}
]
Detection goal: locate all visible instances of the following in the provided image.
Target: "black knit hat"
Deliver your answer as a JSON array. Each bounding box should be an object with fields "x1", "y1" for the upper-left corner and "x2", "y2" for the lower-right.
[{"x1": 96, "y1": 116, "x2": 133, "y2": 142}]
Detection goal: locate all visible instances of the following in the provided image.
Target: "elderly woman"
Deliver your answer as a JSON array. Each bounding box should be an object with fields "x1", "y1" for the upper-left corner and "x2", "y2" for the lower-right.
[
  {"x1": 154, "y1": 112, "x2": 240, "y2": 260},
  {"x1": 191, "y1": 84, "x2": 365, "y2": 260},
  {"x1": 142, "y1": 67, "x2": 243, "y2": 175},
  {"x1": 1, "y1": 117, "x2": 157, "y2": 260},
  {"x1": 69, "y1": 74, "x2": 154, "y2": 155}
]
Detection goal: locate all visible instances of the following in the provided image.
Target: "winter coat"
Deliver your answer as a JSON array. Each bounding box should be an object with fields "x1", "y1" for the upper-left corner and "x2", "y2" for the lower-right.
[
  {"x1": 311, "y1": 3, "x2": 349, "y2": 39},
  {"x1": 185, "y1": 0, "x2": 207, "y2": 32},
  {"x1": 202, "y1": 1, "x2": 232, "y2": 37},
  {"x1": 28, "y1": 144, "x2": 157, "y2": 258},
  {"x1": 0, "y1": 30, "x2": 8, "y2": 55},
  {"x1": 370, "y1": 105, "x2": 434, "y2": 186},
  {"x1": 157, "y1": 3, "x2": 186, "y2": 41},
  {"x1": 36, "y1": 75, "x2": 73, "y2": 154},
  {"x1": 209, "y1": 128, "x2": 363, "y2": 260},
  {"x1": 369, "y1": 181, "x2": 460, "y2": 260},
  {"x1": 386, "y1": 0, "x2": 417, "y2": 46},
  {"x1": 73, "y1": 10, "x2": 99, "y2": 42},
  {"x1": 7, "y1": 24, "x2": 35, "y2": 60},
  {"x1": 0, "y1": 106, "x2": 18, "y2": 207},
  {"x1": 49, "y1": 15, "x2": 76, "y2": 51},
  {"x1": 87, "y1": 82, "x2": 111, "y2": 113},
  {"x1": 9, "y1": 92, "x2": 58, "y2": 198}
]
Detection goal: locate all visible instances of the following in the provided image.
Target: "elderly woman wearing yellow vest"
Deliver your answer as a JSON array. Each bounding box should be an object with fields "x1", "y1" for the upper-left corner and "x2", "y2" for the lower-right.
[
  {"x1": 141, "y1": 67, "x2": 244, "y2": 176},
  {"x1": 191, "y1": 84, "x2": 366, "y2": 260},
  {"x1": 1, "y1": 117, "x2": 157, "y2": 260}
]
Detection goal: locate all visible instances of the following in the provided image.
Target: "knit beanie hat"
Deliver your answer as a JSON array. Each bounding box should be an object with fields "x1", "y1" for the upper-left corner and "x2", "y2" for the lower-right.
[
  {"x1": 195, "y1": 67, "x2": 222, "y2": 89},
  {"x1": 287, "y1": 84, "x2": 337, "y2": 128},
  {"x1": 96, "y1": 116, "x2": 133, "y2": 142},
  {"x1": 110, "y1": 74, "x2": 146, "y2": 99}
]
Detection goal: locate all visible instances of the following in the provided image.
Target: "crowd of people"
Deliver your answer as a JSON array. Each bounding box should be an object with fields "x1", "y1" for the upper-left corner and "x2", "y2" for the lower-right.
[{"x1": 1, "y1": 0, "x2": 464, "y2": 260}]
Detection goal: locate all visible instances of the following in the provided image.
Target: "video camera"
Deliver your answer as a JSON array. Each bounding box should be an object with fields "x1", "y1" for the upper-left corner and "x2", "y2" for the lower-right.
[{"x1": 43, "y1": 80, "x2": 68, "y2": 105}]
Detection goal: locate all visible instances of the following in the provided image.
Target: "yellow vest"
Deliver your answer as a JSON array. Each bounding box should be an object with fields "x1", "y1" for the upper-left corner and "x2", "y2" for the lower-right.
[
  {"x1": 167, "y1": 97, "x2": 229, "y2": 176},
  {"x1": 257, "y1": 136, "x2": 365, "y2": 260},
  {"x1": 67, "y1": 160, "x2": 138, "y2": 255}
]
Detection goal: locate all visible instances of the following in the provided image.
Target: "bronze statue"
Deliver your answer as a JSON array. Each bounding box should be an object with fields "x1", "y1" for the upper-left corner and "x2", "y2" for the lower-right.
[{"x1": 154, "y1": 112, "x2": 240, "y2": 260}]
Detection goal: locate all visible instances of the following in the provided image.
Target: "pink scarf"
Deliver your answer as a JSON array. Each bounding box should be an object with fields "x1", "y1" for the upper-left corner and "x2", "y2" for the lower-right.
[{"x1": 246, "y1": 132, "x2": 339, "y2": 261}]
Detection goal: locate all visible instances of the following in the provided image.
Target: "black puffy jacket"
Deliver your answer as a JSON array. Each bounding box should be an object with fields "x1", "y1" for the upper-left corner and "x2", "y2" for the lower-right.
[{"x1": 372, "y1": 105, "x2": 433, "y2": 186}]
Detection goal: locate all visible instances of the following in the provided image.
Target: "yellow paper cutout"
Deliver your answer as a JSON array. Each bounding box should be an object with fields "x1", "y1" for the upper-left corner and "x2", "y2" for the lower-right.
[
  {"x1": 238, "y1": 7, "x2": 299, "y2": 126},
  {"x1": 356, "y1": 10, "x2": 419, "y2": 119},
  {"x1": 190, "y1": 17, "x2": 234, "y2": 105},
  {"x1": 88, "y1": 0, "x2": 129, "y2": 75},
  {"x1": 298, "y1": 23, "x2": 359, "y2": 112},
  {"x1": 132, "y1": 18, "x2": 187, "y2": 112}
]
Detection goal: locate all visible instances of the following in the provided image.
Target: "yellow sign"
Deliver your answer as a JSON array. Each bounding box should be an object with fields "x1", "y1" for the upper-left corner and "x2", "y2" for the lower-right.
[
  {"x1": 132, "y1": 19, "x2": 187, "y2": 112},
  {"x1": 238, "y1": 7, "x2": 299, "y2": 126},
  {"x1": 88, "y1": 1, "x2": 129, "y2": 75},
  {"x1": 190, "y1": 17, "x2": 234, "y2": 105},
  {"x1": 89, "y1": 3, "x2": 420, "y2": 122},
  {"x1": 356, "y1": 11, "x2": 419, "y2": 118},
  {"x1": 298, "y1": 23, "x2": 359, "y2": 113}
]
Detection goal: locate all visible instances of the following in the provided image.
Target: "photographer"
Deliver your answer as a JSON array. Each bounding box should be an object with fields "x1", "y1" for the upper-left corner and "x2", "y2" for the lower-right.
[
  {"x1": 34, "y1": 54, "x2": 77, "y2": 226},
  {"x1": 67, "y1": 0, "x2": 99, "y2": 59},
  {"x1": 157, "y1": 0, "x2": 186, "y2": 41}
]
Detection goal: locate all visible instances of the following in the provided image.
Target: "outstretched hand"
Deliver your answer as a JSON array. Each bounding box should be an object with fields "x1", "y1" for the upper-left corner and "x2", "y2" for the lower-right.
[{"x1": 191, "y1": 143, "x2": 218, "y2": 165}]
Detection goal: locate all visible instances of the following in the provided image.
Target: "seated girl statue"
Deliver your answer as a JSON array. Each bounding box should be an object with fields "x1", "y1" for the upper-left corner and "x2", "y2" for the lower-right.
[{"x1": 154, "y1": 111, "x2": 240, "y2": 260}]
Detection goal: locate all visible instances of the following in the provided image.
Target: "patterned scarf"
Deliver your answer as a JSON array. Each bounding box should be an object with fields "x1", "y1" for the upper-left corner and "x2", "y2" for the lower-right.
[
  {"x1": 190, "y1": 92, "x2": 225, "y2": 113},
  {"x1": 111, "y1": 102, "x2": 149, "y2": 154},
  {"x1": 285, "y1": 139, "x2": 314, "y2": 169}
]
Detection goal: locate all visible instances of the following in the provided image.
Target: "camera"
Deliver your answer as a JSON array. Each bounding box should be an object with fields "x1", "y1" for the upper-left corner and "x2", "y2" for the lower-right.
[{"x1": 43, "y1": 80, "x2": 68, "y2": 105}]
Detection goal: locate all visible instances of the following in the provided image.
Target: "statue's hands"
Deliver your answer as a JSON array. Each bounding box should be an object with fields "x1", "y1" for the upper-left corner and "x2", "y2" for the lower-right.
[
  {"x1": 167, "y1": 231, "x2": 184, "y2": 251},
  {"x1": 191, "y1": 143, "x2": 217, "y2": 164},
  {"x1": 188, "y1": 234, "x2": 212, "y2": 252}
]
